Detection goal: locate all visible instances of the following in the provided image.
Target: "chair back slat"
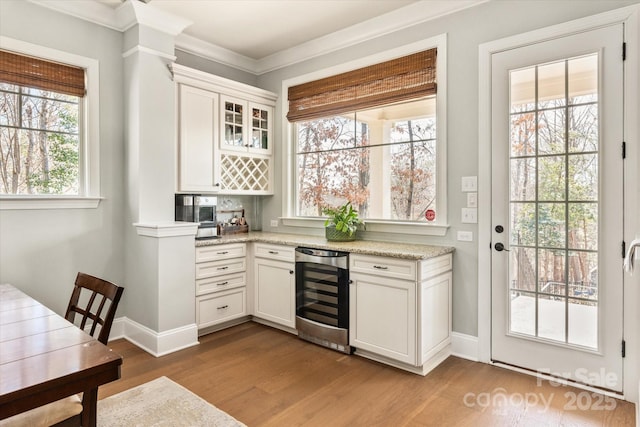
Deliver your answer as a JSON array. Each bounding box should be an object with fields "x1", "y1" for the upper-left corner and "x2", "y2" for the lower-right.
[{"x1": 65, "y1": 272, "x2": 124, "y2": 345}]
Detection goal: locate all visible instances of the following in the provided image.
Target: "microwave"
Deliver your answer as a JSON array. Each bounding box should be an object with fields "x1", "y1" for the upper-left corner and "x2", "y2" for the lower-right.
[{"x1": 175, "y1": 194, "x2": 218, "y2": 239}]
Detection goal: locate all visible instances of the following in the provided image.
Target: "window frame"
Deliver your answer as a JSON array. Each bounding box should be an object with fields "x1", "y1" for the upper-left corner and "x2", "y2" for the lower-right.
[
  {"x1": 0, "y1": 36, "x2": 101, "y2": 210},
  {"x1": 281, "y1": 34, "x2": 448, "y2": 236}
]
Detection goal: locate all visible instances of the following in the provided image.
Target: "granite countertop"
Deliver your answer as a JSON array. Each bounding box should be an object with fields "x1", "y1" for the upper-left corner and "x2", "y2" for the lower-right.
[{"x1": 195, "y1": 231, "x2": 454, "y2": 260}]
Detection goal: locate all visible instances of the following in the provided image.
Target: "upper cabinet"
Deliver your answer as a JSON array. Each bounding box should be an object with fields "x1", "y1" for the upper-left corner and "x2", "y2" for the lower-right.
[
  {"x1": 178, "y1": 85, "x2": 219, "y2": 193},
  {"x1": 220, "y1": 96, "x2": 272, "y2": 155},
  {"x1": 171, "y1": 64, "x2": 276, "y2": 195}
]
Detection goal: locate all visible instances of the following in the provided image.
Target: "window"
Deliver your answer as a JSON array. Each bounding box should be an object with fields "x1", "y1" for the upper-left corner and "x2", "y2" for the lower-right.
[
  {"x1": 285, "y1": 39, "x2": 447, "y2": 234},
  {"x1": 0, "y1": 37, "x2": 100, "y2": 209},
  {"x1": 296, "y1": 98, "x2": 436, "y2": 221}
]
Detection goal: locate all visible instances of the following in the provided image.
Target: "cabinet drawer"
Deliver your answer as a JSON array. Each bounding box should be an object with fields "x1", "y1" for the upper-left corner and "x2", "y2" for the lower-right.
[
  {"x1": 419, "y1": 253, "x2": 453, "y2": 281},
  {"x1": 197, "y1": 288, "x2": 246, "y2": 329},
  {"x1": 196, "y1": 258, "x2": 246, "y2": 280},
  {"x1": 254, "y1": 243, "x2": 295, "y2": 262},
  {"x1": 196, "y1": 272, "x2": 246, "y2": 296},
  {"x1": 196, "y1": 243, "x2": 246, "y2": 263},
  {"x1": 350, "y1": 254, "x2": 416, "y2": 281}
]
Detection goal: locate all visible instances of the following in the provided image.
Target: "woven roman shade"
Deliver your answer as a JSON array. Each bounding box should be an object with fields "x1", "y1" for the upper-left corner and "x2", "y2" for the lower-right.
[
  {"x1": 0, "y1": 50, "x2": 85, "y2": 97},
  {"x1": 287, "y1": 49, "x2": 436, "y2": 122}
]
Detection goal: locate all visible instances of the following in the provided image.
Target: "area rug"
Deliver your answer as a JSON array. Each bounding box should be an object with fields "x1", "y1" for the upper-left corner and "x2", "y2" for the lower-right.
[{"x1": 98, "y1": 376, "x2": 246, "y2": 427}]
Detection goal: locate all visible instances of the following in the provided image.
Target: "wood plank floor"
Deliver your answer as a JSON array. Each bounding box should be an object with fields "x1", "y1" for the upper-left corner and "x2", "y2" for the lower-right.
[{"x1": 100, "y1": 322, "x2": 635, "y2": 426}]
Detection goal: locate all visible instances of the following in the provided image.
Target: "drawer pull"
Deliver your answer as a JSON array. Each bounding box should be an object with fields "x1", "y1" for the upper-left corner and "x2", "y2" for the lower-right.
[
  {"x1": 217, "y1": 305, "x2": 229, "y2": 310},
  {"x1": 217, "y1": 251, "x2": 229, "y2": 255},
  {"x1": 373, "y1": 265, "x2": 389, "y2": 270},
  {"x1": 217, "y1": 266, "x2": 229, "y2": 270},
  {"x1": 217, "y1": 281, "x2": 229, "y2": 286},
  {"x1": 268, "y1": 250, "x2": 279, "y2": 254}
]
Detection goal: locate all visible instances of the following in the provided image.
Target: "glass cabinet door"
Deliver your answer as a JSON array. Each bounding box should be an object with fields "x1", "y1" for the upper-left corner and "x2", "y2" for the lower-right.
[
  {"x1": 222, "y1": 98, "x2": 245, "y2": 150},
  {"x1": 251, "y1": 105, "x2": 270, "y2": 152}
]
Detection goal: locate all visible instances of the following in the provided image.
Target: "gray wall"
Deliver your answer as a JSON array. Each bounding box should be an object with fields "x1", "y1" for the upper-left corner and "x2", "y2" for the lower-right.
[
  {"x1": 0, "y1": 1, "x2": 125, "y2": 315},
  {"x1": 1, "y1": 0, "x2": 637, "y2": 336},
  {"x1": 255, "y1": 0, "x2": 640, "y2": 336}
]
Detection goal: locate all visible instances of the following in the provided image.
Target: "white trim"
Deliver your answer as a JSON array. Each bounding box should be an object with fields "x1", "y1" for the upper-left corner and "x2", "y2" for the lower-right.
[
  {"x1": 133, "y1": 221, "x2": 199, "y2": 238},
  {"x1": 114, "y1": 0, "x2": 192, "y2": 37},
  {"x1": 118, "y1": 316, "x2": 199, "y2": 357},
  {"x1": 170, "y1": 63, "x2": 277, "y2": 103},
  {"x1": 280, "y1": 217, "x2": 449, "y2": 237},
  {"x1": 122, "y1": 45, "x2": 177, "y2": 61},
  {"x1": 0, "y1": 36, "x2": 101, "y2": 205},
  {"x1": 451, "y1": 332, "x2": 479, "y2": 362},
  {"x1": 0, "y1": 197, "x2": 102, "y2": 210},
  {"x1": 26, "y1": 0, "x2": 486, "y2": 75},
  {"x1": 281, "y1": 34, "x2": 448, "y2": 236},
  {"x1": 175, "y1": 34, "x2": 258, "y2": 76},
  {"x1": 478, "y1": 3, "x2": 640, "y2": 401}
]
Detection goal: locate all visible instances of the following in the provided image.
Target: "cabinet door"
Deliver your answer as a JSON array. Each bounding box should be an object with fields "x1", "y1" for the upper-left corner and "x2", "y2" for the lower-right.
[
  {"x1": 178, "y1": 85, "x2": 219, "y2": 192},
  {"x1": 350, "y1": 272, "x2": 416, "y2": 365},
  {"x1": 254, "y1": 258, "x2": 296, "y2": 328},
  {"x1": 248, "y1": 102, "x2": 272, "y2": 155},
  {"x1": 220, "y1": 95, "x2": 247, "y2": 152}
]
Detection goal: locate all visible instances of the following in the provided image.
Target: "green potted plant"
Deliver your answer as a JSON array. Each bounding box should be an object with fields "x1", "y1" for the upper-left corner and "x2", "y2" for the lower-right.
[{"x1": 322, "y1": 201, "x2": 363, "y2": 242}]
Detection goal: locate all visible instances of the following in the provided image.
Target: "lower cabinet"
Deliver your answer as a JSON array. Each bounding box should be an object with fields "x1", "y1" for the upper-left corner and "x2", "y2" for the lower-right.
[
  {"x1": 196, "y1": 287, "x2": 247, "y2": 329},
  {"x1": 195, "y1": 243, "x2": 247, "y2": 330},
  {"x1": 253, "y1": 244, "x2": 296, "y2": 329},
  {"x1": 350, "y1": 267, "x2": 417, "y2": 365},
  {"x1": 349, "y1": 253, "x2": 452, "y2": 372}
]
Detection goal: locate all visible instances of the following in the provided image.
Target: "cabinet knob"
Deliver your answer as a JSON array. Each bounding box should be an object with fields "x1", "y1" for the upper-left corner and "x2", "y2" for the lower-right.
[
  {"x1": 289, "y1": 270, "x2": 294, "y2": 275},
  {"x1": 215, "y1": 183, "x2": 220, "y2": 187},
  {"x1": 218, "y1": 266, "x2": 229, "y2": 270}
]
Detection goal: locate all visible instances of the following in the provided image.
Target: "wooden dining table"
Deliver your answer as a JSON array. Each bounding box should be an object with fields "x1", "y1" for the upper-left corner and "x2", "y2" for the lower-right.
[{"x1": 0, "y1": 283, "x2": 122, "y2": 426}]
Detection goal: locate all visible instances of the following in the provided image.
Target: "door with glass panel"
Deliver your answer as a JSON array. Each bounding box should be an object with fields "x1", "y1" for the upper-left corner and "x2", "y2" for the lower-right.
[{"x1": 491, "y1": 24, "x2": 624, "y2": 391}]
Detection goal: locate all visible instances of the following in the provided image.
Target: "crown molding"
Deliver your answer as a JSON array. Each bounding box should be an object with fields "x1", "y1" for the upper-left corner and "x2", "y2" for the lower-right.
[
  {"x1": 26, "y1": 0, "x2": 486, "y2": 75},
  {"x1": 115, "y1": 0, "x2": 192, "y2": 35},
  {"x1": 27, "y1": 0, "x2": 191, "y2": 36},
  {"x1": 251, "y1": 0, "x2": 487, "y2": 75},
  {"x1": 174, "y1": 33, "x2": 259, "y2": 75}
]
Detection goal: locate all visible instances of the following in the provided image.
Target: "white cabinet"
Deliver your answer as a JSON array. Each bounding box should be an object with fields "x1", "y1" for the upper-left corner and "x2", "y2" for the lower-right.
[
  {"x1": 350, "y1": 256, "x2": 417, "y2": 365},
  {"x1": 220, "y1": 95, "x2": 272, "y2": 155},
  {"x1": 177, "y1": 84, "x2": 219, "y2": 193},
  {"x1": 172, "y1": 64, "x2": 276, "y2": 195},
  {"x1": 349, "y1": 253, "x2": 452, "y2": 373},
  {"x1": 253, "y1": 243, "x2": 296, "y2": 329},
  {"x1": 195, "y1": 243, "x2": 248, "y2": 330}
]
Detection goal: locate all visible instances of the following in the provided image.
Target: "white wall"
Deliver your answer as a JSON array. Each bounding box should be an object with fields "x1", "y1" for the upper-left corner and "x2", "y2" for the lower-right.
[{"x1": 0, "y1": 1, "x2": 125, "y2": 315}]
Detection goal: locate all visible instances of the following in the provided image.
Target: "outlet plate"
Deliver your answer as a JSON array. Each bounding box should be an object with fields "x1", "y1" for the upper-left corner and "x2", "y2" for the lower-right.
[
  {"x1": 457, "y1": 231, "x2": 473, "y2": 242},
  {"x1": 270, "y1": 219, "x2": 278, "y2": 227}
]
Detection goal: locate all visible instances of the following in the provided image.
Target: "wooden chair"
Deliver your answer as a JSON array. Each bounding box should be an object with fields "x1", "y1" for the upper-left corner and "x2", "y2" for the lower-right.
[{"x1": 0, "y1": 273, "x2": 124, "y2": 427}]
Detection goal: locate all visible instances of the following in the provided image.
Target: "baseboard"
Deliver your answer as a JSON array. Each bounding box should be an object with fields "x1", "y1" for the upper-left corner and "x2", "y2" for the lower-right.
[
  {"x1": 109, "y1": 316, "x2": 199, "y2": 357},
  {"x1": 450, "y1": 331, "x2": 479, "y2": 361}
]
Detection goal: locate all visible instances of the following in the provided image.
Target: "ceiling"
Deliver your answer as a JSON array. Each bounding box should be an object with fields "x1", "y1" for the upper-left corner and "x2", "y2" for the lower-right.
[{"x1": 40, "y1": 0, "x2": 487, "y2": 73}]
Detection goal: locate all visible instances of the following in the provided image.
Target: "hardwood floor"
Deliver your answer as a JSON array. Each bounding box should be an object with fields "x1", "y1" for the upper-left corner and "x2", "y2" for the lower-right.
[{"x1": 100, "y1": 322, "x2": 635, "y2": 426}]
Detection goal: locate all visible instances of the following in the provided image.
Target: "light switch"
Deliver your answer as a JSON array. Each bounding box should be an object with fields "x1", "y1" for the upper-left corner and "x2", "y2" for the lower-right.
[
  {"x1": 462, "y1": 208, "x2": 477, "y2": 224},
  {"x1": 461, "y1": 176, "x2": 478, "y2": 192},
  {"x1": 467, "y1": 192, "x2": 478, "y2": 208}
]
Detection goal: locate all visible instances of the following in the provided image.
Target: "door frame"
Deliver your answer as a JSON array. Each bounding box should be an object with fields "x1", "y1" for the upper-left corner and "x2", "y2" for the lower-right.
[{"x1": 478, "y1": 4, "x2": 640, "y2": 402}]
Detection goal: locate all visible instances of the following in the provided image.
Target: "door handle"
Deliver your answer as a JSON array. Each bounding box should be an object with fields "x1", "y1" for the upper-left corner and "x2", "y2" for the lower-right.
[{"x1": 494, "y1": 242, "x2": 509, "y2": 252}]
